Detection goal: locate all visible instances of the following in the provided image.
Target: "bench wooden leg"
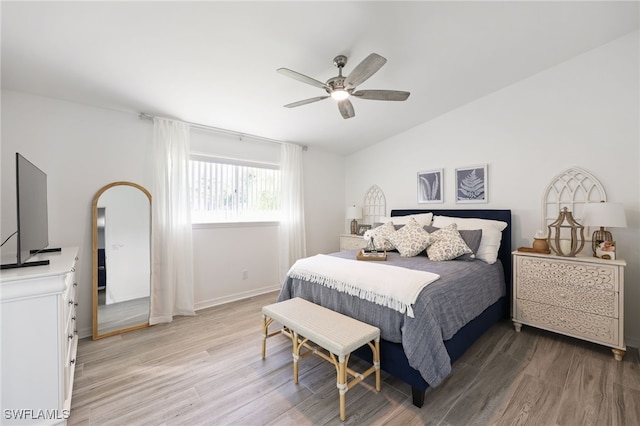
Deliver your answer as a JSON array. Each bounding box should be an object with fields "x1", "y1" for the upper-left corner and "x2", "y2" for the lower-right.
[
  {"x1": 374, "y1": 338, "x2": 381, "y2": 392},
  {"x1": 261, "y1": 315, "x2": 275, "y2": 359},
  {"x1": 261, "y1": 314, "x2": 267, "y2": 359},
  {"x1": 337, "y1": 354, "x2": 347, "y2": 421}
]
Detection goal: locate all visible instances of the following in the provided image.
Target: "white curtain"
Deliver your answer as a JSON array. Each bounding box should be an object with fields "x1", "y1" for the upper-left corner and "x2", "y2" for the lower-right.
[
  {"x1": 149, "y1": 118, "x2": 195, "y2": 324},
  {"x1": 279, "y1": 143, "x2": 307, "y2": 281}
]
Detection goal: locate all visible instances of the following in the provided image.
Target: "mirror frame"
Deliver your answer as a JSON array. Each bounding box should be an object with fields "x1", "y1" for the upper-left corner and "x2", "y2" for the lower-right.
[{"x1": 92, "y1": 181, "x2": 152, "y2": 340}]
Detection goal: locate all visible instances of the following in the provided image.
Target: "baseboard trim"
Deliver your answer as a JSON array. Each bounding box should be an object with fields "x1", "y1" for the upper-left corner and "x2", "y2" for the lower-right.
[
  {"x1": 78, "y1": 326, "x2": 92, "y2": 339},
  {"x1": 625, "y1": 336, "x2": 639, "y2": 349},
  {"x1": 78, "y1": 286, "x2": 281, "y2": 340},
  {"x1": 194, "y1": 285, "x2": 281, "y2": 311}
]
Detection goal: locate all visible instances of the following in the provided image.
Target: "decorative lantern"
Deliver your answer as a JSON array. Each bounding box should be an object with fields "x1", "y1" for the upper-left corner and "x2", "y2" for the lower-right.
[{"x1": 547, "y1": 207, "x2": 585, "y2": 257}]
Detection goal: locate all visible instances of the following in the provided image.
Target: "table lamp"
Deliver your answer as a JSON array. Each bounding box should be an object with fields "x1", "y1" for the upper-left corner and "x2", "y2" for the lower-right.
[
  {"x1": 346, "y1": 205, "x2": 362, "y2": 235},
  {"x1": 582, "y1": 202, "x2": 627, "y2": 256}
]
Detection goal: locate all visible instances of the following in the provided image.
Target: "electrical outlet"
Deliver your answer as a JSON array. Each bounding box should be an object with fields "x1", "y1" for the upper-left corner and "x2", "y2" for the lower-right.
[{"x1": 242, "y1": 270, "x2": 248, "y2": 280}]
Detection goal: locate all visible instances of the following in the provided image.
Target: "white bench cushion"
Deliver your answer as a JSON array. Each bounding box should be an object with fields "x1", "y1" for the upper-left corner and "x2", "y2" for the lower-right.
[{"x1": 262, "y1": 297, "x2": 380, "y2": 356}]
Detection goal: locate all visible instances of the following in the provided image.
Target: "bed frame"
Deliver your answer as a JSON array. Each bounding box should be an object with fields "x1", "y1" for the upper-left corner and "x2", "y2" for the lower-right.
[{"x1": 352, "y1": 209, "x2": 512, "y2": 407}]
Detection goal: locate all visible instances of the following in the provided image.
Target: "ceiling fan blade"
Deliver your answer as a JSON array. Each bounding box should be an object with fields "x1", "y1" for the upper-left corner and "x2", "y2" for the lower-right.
[
  {"x1": 343, "y1": 53, "x2": 387, "y2": 88},
  {"x1": 338, "y1": 99, "x2": 355, "y2": 119},
  {"x1": 277, "y1": 68, "x2": 328, "y2": 89},
  {"x1": 284, "y1": 96, "x2": 329, "y2": 108},
  {"x1": 352, "y1": 90, "x2": 410, "y2": 101}
]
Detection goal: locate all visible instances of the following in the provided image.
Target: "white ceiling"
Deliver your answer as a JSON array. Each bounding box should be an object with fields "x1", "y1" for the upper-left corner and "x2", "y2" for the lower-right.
[{"x1": 2, "y1": 1, "x2": 638, "y2": 155}]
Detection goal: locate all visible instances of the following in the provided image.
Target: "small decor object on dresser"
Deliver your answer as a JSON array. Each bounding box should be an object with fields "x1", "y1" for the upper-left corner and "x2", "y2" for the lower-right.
[
  {"x1": 547, "y1": 207, "x2": 585, "y2": 257},
  {"x1": 595, "y1": 240, "x2": 616, "y2": 260},
  {"x1": 357, "y1": 224, "x2": 371, "y2": 236},
  {"x1": 581, "y1": 201, "x2": 627, "y2": 257},
  {"x1": 518, "y1": 230, "x2": 551, "y2": 254},
  {"x1": 347, "y1": 205, "x2": 362, "y2": 235},
  {"x1": 532, "y1": 237, "x2": 550, "y2": 253}
]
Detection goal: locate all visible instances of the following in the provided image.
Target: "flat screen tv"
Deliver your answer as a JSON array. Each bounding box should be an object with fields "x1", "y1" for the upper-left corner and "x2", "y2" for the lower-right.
[{"x1": 1, "y1": 153, "x2": 54, "y2": 269}]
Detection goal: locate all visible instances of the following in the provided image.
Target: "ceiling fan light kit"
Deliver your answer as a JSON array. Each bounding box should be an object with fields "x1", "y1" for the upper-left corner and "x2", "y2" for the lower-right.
[
  {"x1": 331, "y1": 89, "x2": 350, "y2": 101},
  {"x1": 278, "y1": 53, "x2": 410, "y2": 119}
]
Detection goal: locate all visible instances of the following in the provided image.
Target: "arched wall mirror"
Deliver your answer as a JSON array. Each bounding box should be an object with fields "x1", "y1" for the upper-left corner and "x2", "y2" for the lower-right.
[{"x1": 92, "y1": 181, "x2": 151, "y2": 340}]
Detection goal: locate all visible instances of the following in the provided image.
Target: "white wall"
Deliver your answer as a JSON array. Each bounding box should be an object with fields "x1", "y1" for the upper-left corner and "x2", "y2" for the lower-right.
[
  {"x1": 303, "y1": 149, "x2": 346, "y2": 256},
  {"x1": 1, "y1": 91, "x2": 346, "y2": 338},
  {"x1": 345, "y1": 32, "x2": 640, "y2": 345}
]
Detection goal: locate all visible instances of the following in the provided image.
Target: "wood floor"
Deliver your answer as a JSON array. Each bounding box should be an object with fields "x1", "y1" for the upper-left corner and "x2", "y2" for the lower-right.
[
  {"x1": 97, "y1": 294, "x2": 150, "y2": 335},
  {"x1": 70, "y1": 291, "x2": 640, "y2": 425}
]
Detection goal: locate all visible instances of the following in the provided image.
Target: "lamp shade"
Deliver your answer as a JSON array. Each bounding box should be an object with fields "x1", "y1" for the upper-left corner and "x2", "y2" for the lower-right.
[
  {"x1": 582, "y1": 202, "x2": 627, "y2": 228},
  {"x1": 346, "y1": 205, "x2": 362, "y2": 220}
]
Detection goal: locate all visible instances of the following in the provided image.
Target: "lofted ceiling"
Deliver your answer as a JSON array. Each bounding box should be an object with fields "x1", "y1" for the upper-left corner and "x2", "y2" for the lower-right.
[{"x1": 2, "y1": 1, "x2": 638, "y2": 155}]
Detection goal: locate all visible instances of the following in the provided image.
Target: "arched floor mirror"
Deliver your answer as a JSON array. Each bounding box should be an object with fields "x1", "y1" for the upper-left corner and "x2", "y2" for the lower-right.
[{"x1": 92, "y1": 181, "x2": 151, "y2": 339}]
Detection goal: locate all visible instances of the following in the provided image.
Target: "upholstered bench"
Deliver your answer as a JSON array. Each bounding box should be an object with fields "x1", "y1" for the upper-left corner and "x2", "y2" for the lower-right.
[{"x1": 261, "y1": 297, "x2": 381, "y2": 421}]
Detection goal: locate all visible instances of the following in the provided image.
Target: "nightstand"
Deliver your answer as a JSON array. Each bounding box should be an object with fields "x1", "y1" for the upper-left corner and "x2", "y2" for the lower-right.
[
  {"x1": 512, "y1": 251, "x2": 626, "y2": 360},
  {"x1": 339, "y1": 234, "x2": 366, "y2": 251}
]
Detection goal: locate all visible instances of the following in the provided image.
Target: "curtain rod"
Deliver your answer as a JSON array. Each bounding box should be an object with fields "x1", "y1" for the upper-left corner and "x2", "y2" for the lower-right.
[{"x1": 139, "y1": 113, "x2": 307, "y2": 150}]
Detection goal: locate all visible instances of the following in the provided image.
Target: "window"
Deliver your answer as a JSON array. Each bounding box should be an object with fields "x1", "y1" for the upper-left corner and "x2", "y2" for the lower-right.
[{"x1": 189, "y1": 156, "x2": 281, "y2": 223}]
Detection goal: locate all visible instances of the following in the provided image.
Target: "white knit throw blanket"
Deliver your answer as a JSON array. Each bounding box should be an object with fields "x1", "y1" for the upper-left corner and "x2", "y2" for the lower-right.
[{"x1": 287, "y1": 254, "x2": 440, "y2": 318}]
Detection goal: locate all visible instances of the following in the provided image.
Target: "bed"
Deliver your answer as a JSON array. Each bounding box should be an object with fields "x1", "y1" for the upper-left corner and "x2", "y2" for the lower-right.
[{"x1": 277, "y1": 209, "x2": 512, "y2": 407}]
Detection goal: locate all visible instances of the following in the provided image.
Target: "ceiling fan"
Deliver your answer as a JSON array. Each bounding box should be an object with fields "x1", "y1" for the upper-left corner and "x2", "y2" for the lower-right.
[{"x1": 277, "y1": 53, "x2": 410, "y2": 119}]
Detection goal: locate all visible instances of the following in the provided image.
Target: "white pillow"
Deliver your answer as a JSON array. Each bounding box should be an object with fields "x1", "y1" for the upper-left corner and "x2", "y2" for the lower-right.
[
  {"x1": 388, "y1": 218, "x2": 432, "y2": 257},
  {"x1": 431, "y1": 216, "x2": 508, "y2": 264},
  {"x1": 380, "y1": 212, "x2": 433, "y2": 227},
  {"x1": 363, "y1": 221, "x2": 396, "y2": 251}
]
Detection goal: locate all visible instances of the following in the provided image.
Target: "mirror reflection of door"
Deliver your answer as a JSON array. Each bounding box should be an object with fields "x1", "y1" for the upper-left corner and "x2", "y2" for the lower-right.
[
  {"x1": 97, "y1": 207, "x2": 107, "y2": 295},
  {"x1": 92, "y1": 182, "x2": 151, "y2": 339}
]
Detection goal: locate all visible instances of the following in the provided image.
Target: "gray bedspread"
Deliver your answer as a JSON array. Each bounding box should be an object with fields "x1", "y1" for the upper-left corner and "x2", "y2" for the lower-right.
[{"x1": 277, "y1": 250, "x2": 506, "y2": 387}]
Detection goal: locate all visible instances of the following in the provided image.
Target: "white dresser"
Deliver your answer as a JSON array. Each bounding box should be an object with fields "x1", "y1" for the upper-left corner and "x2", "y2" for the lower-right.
[
  {"x1": 339, "y1": 234, "x2": 367, "y2": 251},
  {"x1": 1, "y1": 247, "x2": 79, "y2": 425},
  {"x1": 512, "y1": 251, "x2": 625, "y2": 360}
]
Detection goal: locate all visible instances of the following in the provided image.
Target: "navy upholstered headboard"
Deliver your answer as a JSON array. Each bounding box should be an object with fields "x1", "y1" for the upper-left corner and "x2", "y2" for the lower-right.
[{"x1": 390, "y1": 209, "x2": 512, "y2": 315}]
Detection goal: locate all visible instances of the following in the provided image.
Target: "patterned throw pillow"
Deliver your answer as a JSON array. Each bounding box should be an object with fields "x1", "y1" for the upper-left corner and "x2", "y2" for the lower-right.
[
  {"x1": 388, "y1": 218, "x2": 432, "y2": 257},
  {"x1": 424, "y1": 226, "x2": 482, "y2": 261},
  {"x1": 427, "y1": 223, "x2": 473, "y2": 261},
  {"x1": 431, "y1": 216, "x2": 507, "y2": 264},
  {"x1": 363, "y1": 221, "x2": 396, "y2": 251}
]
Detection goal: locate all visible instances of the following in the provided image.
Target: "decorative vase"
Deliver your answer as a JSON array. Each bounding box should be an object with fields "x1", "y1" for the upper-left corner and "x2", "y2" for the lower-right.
[
  {"x1": 547, "y1": 207, "x2": 585, "y2": 257},
  {"x1": 366, "y1": 237, "x2": 376, "y2": 253},
  {"x1": 532, "y1": 238, "x2": 549, "y2": 252}
]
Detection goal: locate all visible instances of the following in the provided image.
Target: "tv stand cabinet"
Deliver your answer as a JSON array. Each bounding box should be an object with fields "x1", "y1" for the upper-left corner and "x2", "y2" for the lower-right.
[{"x1": 1, "y1": 247, "x2": 79, "y2": 425}]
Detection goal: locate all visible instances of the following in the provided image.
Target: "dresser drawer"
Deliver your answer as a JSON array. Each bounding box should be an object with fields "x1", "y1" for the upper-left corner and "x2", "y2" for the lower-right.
[
  {"x1": 516, "y1": 299, "x2": 620, "y2": 347},
  {"x1": 63, "y1": 333, "x2": 78, "y2": 408},
  {"x1": 515, "y1": 256, "x2": 619, "y2": 292},
  {"x1": 62, "y1": 269, "x2": 77, "y2": 321},
  {"x1": 516, "y1": 279, "x2": 617, "y2": 318}
]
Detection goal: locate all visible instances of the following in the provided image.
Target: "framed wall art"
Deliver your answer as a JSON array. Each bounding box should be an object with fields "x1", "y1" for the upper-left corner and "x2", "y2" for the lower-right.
[
  {"x1": 357, "y1": 224, "x2": 372, "y2": 236},
  {"x1": 456, "y1": 164, "x2": 487, "y2": 204},
  {"x1": 417, "y1": 169, "x2": 443, "y2": 203}
]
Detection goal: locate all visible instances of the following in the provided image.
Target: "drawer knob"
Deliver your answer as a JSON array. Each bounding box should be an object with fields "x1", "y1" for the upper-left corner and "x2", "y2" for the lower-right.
[
  {"x1": 68, "y1": 334, "x2": 73, "y2": 340},
  {"x1": 70, "y1": 359, "x2": 75, "y2": 365},
  {"x1": 68, "y1": 300, "x2": 74, "y2": 305}
]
